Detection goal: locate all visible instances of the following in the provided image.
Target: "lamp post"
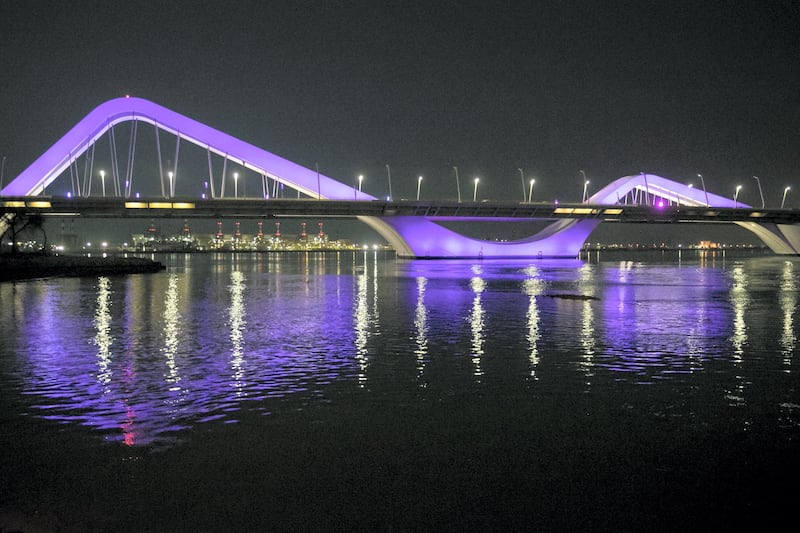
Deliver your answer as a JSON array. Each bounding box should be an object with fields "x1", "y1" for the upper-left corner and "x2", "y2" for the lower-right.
[
  {"x1": 734, "y1": 185, "x2": 742, "y2": 207},
  {"x1": 697, "y1": 173, "x2": 709, "y2": 206},
  {"x1": 579, "y1": 170, "x2": 587, "y2": 202},
  {"x1": 386, "y1": 164, "x2": 393, "y2": 200},
  {"x1": 782, "y1": 186, "x2": 791, "y2": 208},
  {"x1": 168, "y1": 171, "x2": 174, "y2": 198},
  {"x1": 416, "y1": 176, "x2": 423, "y2": 201},
  {"x1": 753, "y1": 176, "x2": 765, "y2": 208},
  {"x1": 355, "y1": 174, "x2": 363, "y2": 199},
  {"x1": 234, "y1": 172, "x2": 239, "y2": 198},
  {"x1": 518, "y1": 168, "x2": 526, "y2": 202},
  {"x1": 528, "y1": 179, "x2": 535, "y2": 203},
  {"x1": 100, "y1": 170, "x2": 106, "y2": 197},
  {"x1": 454, "y1": 166, "x2": 461, "y2": 203},
  {"x1": 473, "y1": 177, "x2": 480, "y2": 202}
]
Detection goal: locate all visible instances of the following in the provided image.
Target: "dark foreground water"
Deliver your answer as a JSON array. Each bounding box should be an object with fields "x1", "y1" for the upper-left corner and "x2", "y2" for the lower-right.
[{"x1": 1, "y1": 250, "x2": 798, "y2": 531}]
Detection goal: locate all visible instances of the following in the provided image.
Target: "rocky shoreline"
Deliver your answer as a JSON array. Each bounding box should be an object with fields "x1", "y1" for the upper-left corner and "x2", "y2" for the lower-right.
[{"x1": 0, "y1": 254, "x2": 165, "y2": 282}]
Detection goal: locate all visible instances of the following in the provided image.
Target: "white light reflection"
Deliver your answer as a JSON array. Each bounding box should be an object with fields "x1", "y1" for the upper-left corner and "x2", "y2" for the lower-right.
[
  {"x1": 354, "y1": 270, "x2": 369, "y2": 387},
  {"x1": 94, "y1": 276, "x2": 113, "y2": 391},
  {"x1": 779, "y1": 260, "x2": 796, "y2": 370},
  {"x1": 229, "y1": 271, "x2": 246, "y2": 395},
  {"x1": 372, "y1": 250, "x2": 381, "y2": 325},
  {"x1": 578, "y1": 264, "x2": 596, "y2": 382},
  {"x1": 414, "y1": 276, "x2": 429, "y2": 378},
  {"x1": 727, "y1": 263, "x2": 749, "y2": 407},
  {"x1": 469, "y1": 265, "x2": 485, "y2": 380},
  {"x1": 162, "y1": 274, "x2": 181, "y2": 390},
  {"x1": 729, "y1": 264, "x2": 748, "y2": 359},
  {"x1": 522, "y1": 266, "x2": 544, "y2": 379}
]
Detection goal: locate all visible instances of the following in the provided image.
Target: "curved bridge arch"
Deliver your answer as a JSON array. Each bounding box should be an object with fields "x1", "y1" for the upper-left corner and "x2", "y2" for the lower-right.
[{"x1": 3, "y1": 97, "x2": 799, "y2": 257}]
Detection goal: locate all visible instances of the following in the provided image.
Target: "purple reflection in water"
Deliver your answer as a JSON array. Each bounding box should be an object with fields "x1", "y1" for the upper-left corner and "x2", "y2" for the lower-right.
[
  {"x1": 15, "y1": 260, "x2": 363, "y2": 446},
  {"x1": 6, "y1": 253, "x2": 754, "y2": 447},
  {"x1": 596, "y1": 262, "x2": 733, "y2": 378}
]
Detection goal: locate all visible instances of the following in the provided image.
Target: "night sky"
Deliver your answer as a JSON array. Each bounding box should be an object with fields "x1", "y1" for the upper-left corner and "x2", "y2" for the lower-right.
[{"x1": 1, "y1": 0, "x2": 799, "y2": 243}]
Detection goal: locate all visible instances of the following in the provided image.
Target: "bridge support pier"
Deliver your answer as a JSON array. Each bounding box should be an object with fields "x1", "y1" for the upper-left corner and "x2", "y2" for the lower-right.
[
  {"x1": 360, "y1": 216, "x2": 601, "y2": 259},
  {"x1": 737, "y1": 222, "x2": 800, "y2": 255}
]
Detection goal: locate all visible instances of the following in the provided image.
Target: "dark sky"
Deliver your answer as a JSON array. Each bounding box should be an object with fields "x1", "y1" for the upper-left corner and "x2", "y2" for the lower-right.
[{"x1": 1, "y1": 0, "x2": 799, "y2": 242}]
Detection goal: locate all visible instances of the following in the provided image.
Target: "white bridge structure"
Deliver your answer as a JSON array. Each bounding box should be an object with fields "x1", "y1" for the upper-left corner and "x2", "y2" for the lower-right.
[{"x1": 3, "y1": 97, "x2": 800, "y2": 257}]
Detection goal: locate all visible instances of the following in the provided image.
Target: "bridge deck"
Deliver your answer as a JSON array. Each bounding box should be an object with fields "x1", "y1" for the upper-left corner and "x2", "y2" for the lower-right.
[{"x1": 3, "y1": 196, "x2": 800, "y2": 224}]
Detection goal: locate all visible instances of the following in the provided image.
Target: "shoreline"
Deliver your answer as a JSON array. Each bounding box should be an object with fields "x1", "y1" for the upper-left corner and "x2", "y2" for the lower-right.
[{"x1": 0, "y1": 253, "x2": 165, "y2": 282}]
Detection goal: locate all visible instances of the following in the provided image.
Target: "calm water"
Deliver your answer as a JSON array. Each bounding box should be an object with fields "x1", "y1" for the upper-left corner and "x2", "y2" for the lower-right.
[{"x1": 1, "y1": 250, "x2": 798, "y2": 531}]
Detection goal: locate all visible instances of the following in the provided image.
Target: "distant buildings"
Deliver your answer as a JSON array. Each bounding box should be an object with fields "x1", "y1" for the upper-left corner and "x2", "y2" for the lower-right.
[{"x1": 126, "y1": 220, "x2": 369, "y2": 252}]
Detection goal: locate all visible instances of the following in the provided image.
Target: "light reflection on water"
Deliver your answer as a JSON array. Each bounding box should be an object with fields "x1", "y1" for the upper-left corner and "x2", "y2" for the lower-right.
[{"x1": 0, "y1": 251, "x2": 798, "y2": 447}]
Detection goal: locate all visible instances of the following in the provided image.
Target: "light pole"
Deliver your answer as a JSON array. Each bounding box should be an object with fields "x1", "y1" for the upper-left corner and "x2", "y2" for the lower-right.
[
  {"x1": 454, "y1": 166, "x2": 461, "y2": 203},
  {"x1": 697, "y1": 173, "x2": 709, "y2": 206},
  {"x1": 358, "y1": 174, "x2": 364, "y2": 192},
  {"x1": 579, "y1": 170, "x2": 587, "y2": 202},
  {"x1": 518, "y1": 168, "x2": 526, "y2": 202},
  {"x1": 782, "y1": 186, "x2": 791, "y2": 208},
  {"x1": 168, "y1": 171, "x2": 174, "y2": 198},
  {"x1": 734, "y1": 185, "x2": 742, "y2": 207},
  {"x1": 416, "y1": 176, "x2": 423, "y2": 201},
  {"x1": 386, "y1": 164, "x2": 393, "y2": 200},
  {"x1": 234, "y1": 172, "x2": 239, "y2": 198},
  {"x1": 100, "y1": 170, "x2": 106, "y2": 197},
  {"x1": 528, "y1": 179, "x2": 535, "y2": 203},
  {"x1": 473, "y1": 177, "x2": 480, "y2": 202},
  {"x1": 753, "y1": 176, "x2": 765, "y2": 208}
]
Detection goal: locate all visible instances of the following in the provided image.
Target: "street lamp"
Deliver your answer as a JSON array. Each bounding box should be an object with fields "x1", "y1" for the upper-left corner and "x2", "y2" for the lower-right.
[
  {"x1": 358, "y1": 174, "x2": 364, "y2": 192},
  {"x1": 518, "y1": 168, "x2": 526, "y2": 202},
  {"x1": 454, "y1": 166, "x2": 461, "y2": 203},
  {"x1": 782, "y1": 186, "x2": 791, "y2": 208},
  {"x1": 697, "y1": 174, "x2": 710, "y2": 206},
  {"x1": 473, "y1": 177, "x2": 480, "y2": 202},
  {"x1": 416, "y1": 176, "x2": 423, "y2": 201},
  {"x1": 579, "y1": 170, "x2": 587, "y2": 202},
  {"x1": 528, "y1": 179, "x2": 535, "y2": 203},
  {"x1": 234, "y1": 172, "x2": 239, "y2": 198},
  {"x1": 734, "y1": 185, "x2": 742, "y2": 207},
  {"x1": 753, "y1": 175, "x2": 765, "y2": 208},
  {"x1": 168, "y1": 171, "x2": 174, "y2": 197},
  {"x1": 386, "y1": 164, "x2": 392, "y2": 200},
  {"x1": 100, "y1": 170, "x2": 106, "y2": 197}
]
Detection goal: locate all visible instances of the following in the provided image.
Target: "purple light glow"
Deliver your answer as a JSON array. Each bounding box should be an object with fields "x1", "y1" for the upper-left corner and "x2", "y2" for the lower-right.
[
  {"x1": 1, "y1": 97, "x2": 371, "y2": 201},
  {"x1": 10, "y1": 97, "x2": 799, "y2": 258}
]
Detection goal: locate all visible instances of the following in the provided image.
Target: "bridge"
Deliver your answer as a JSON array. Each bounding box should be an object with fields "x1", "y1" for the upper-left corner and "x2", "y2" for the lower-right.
[{"x1": 3, "y1": 96, "x2": 800, "y2": 257}]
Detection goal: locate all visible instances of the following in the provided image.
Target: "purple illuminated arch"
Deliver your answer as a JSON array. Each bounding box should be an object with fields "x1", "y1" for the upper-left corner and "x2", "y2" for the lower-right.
[
  {"x1": 3, "y1": 97, "x2": 799, "y2": 257},
  {"x1": 1, "y1": 96, "x2": 371, "y2": 200},
  {"x1": 370, "y1": 174, "x2": 748, "y2": 258}
]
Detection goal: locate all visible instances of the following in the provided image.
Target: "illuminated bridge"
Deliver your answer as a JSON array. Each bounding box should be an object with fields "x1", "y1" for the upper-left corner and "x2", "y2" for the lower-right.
[{"x1": 3, "y1": 97, "x2": 800, "y2": 257}]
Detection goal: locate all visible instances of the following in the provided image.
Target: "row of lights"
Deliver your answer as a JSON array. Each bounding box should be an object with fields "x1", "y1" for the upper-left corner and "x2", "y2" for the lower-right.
[
  {"x1": 91, "y1": 168, "x2": 795, "y2": 208},
  {"x1": 731, "y1": 176, "x2": 792, "y2": 208},
  {"x1": 358, "y1": 166, "x2": 539, "y2": 203}
]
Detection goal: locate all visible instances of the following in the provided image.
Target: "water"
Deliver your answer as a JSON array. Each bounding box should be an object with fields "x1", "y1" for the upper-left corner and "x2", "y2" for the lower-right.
[{"x1": 1, "y1": 250, "x2": 798, "y2": 531}]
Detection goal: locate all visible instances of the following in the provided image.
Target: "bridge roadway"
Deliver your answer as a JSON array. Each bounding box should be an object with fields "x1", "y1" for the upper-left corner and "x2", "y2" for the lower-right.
[{"x1": 4, "y1": 196, "x2": 800, "y2": 224}]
